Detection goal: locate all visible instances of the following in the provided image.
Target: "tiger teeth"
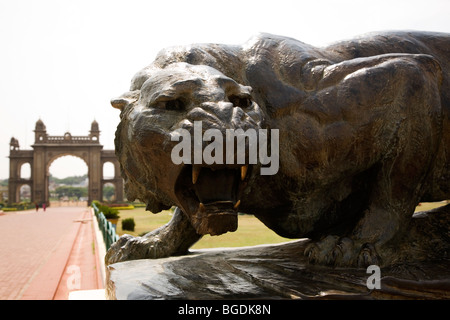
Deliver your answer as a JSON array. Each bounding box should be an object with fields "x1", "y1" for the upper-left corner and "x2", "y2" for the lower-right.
[
  {"x1": 241, "y1": 165, "x2": 248, "y2": 181},
  {"x1": 199, "y1": 202, "x2": 206, "y2": 212},
  {"x1": 192, "y1": 166, "x2": 201, "y2": 184}
]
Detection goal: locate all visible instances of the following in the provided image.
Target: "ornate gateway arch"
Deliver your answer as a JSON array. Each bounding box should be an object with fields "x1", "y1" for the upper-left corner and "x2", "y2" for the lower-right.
[{"x1": 8, "y1": 119, "x2": 124, "y2": 205}]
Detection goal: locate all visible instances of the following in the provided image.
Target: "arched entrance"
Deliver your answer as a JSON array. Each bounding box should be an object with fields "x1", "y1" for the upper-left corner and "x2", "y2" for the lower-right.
[
  {"x1": 101, "y1": 159, "x2": 123, "y2": 202},
  {"x1": 8, "y1": 119, "x2": 124, "y2": 205},
  {"x1": 48, "y1": 155, "x2": 88, "y2": 206}
]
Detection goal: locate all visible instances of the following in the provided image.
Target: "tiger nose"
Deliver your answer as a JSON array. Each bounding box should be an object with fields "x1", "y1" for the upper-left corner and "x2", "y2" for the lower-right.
[{"x1": 201, "y1": 101, "x2": 235, "y2": 124}]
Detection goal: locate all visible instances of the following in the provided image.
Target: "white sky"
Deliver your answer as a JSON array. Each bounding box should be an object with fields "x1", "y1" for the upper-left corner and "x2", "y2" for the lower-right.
[{"x1": 0, "y1": 0, "x2": 449, "y2": 178}]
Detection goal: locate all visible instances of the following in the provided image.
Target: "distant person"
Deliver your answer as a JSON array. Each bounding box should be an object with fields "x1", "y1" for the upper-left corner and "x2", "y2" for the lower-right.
[
  {"x1": 35, "y1": 202, "x2": 39, "y2": 212},
  {"x1": 42, "y1": 202, "x2": 46, "y2": 211}
]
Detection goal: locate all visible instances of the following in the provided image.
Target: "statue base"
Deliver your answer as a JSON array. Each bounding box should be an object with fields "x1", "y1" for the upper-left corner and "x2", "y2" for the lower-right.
[{"x1": 105, "y1": 239, "x2": 450, "y2": 300}]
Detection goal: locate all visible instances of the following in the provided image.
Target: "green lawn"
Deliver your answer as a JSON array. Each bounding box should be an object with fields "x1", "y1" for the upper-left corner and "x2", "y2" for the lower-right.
[
  {"x1": 115, "y1": 207, "x2": 293, "y2": 249},
  {"x1": 115, "y1": 201, "x2": 447, "y2": 249}
]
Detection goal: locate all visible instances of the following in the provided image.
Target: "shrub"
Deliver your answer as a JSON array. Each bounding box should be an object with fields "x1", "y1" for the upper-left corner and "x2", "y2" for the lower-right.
[
  {"x1": 98, "y1": 204, "x2": 120, "y2": 219},
  {"x1": 122, "y1": 218, "x2": 135, "y2": 232},
  {"x1": 92, "y1": 201, "x2": 134, "y2": 214},
  {"x1": 92, "y1": 200, "x2": 101, "y2": 207}
]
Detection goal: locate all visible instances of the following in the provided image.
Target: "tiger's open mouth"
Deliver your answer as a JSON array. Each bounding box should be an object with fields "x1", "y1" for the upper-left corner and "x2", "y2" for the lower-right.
[{"x1": 174, "y1": 164, "x2": 252, "y2": 235}]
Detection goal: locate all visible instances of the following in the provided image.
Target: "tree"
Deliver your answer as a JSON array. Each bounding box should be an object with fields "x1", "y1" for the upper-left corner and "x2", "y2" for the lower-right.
[
  {"x1": 103, "y1": 185, "x2": 115, "y2": 201},
  {"x1": 55, "y1": 186, "x2": 87, "y2": 199}
]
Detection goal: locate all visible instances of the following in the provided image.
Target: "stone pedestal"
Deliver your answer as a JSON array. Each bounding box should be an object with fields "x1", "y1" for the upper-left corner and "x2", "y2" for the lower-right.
[{"x1": 105, "y1": 240, "x2": 450, "y2": 300}]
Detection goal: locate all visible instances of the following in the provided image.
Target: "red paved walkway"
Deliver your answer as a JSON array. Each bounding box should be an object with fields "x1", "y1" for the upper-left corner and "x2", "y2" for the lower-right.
[{"x1": 0, "y1": 206, "x2": 104, "y2": 300}]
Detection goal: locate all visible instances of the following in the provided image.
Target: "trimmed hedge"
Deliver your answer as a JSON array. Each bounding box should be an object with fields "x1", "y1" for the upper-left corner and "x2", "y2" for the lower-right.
[
  {"x1": 109, "y1": 205, "x2": 134, "y2": 210},
  {"x1": 2, "y1": 202, "x2": 35, "y2": 211},
  {"x1": 121, "y1": 217, "x2": 136, "y2": 232},
  {"x1": 2, "y1": 207, "x2": 18, "y2": 212},
  {"x1": 92, "y1": 201, "x2": 120, "y2": 219}
]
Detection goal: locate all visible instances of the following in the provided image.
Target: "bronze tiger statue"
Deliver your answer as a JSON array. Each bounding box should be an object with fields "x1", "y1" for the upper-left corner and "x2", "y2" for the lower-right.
[{"x1": 106, "y1": 31, "x2": 450, "y2": 268}]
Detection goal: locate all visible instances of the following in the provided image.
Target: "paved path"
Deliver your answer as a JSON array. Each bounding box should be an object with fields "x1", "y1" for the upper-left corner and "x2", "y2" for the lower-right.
[{"x1": 0, "y1": 206, "x2": 104, "y2": 300}]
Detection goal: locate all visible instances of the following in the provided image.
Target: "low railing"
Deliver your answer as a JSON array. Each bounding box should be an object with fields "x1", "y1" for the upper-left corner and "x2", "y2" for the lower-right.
[
  {"x1": 35, "y1": 135, "x2": 100, "y2": 145},
  {"x1": 92, "y1": 202, "x2": 119, "y2": 250}
]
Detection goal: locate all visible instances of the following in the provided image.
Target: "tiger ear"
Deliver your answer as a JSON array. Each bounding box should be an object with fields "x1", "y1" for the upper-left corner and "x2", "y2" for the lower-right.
[{"x1": 110, "y1": 90, "x2": 140, "y2": 110}]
